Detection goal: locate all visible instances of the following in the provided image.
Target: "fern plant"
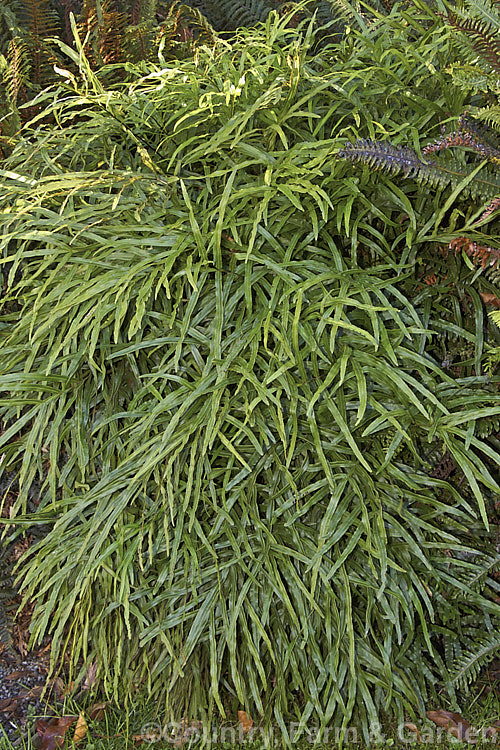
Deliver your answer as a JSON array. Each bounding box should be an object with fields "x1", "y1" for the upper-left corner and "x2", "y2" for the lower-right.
[
  {"x1": 338, "y1": 0, "x2": 500, "y2": 225},
  {"x1": 338, "y1": 116, "x2": 500, "y2": 211}
]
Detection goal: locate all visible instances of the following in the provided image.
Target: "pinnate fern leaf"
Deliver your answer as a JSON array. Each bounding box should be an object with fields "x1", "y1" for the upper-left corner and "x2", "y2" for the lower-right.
[
  {"x1": 476, "y1": 105, "x2": 500, "y2": 133},
  {"x1": 339, "y1": 139, "x2": 433, "y2": 177},
  {"x1": 15, "y1": 0, "x2": 61, "y2": 42},
  {"x1": 450, "y1": 631, "x2": 500, "y2": 691},
  {"x1": 445, "y1": 9, "x2": 500, "y2": 73},
  {"x1": 4, "y1": 36, "x2": 30, "y2": 104},
  {"x1": 423, "y1": 128, "x2": 500, "y2": 164},
  {"x1": 339, "y1": 139, "x2": 500, "y2": 201}
]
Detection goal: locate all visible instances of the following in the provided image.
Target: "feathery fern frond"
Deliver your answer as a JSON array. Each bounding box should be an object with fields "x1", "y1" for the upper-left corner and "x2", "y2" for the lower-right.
[
  {"x1": 0, "y1": 540, "x2": 16, "y2": 655},
  {"x1": 13, "y1": 0, "x2": 61, "y2": 85},
  {"x1": 15, "y1": 0, "x2": 61, "y2": 42},
  {"x1": 457, "y1": 113, "x2": 500, "y2": 148},
  {"x1": 445, "y1": 9, "x2": 500, "y2": 73},
  {"x1": 476, "y1": 105, "x2": 500, "y2": 133},
  {"x1": 0, "y1": 2, "x2": 22, "y2": 56},
  {"x1": 449, "y1": 630, "x2": 500, "y2": 691},
  {"x1": 4, "y1": 36, "x2": 30, "y2": 105},
  {"x1": 475, "y1": 413, "x2": 500, "y2": 437},
  {"x1": 131, "y1": 0, "x2": 158, "y2": 25},
  {"x1": 312, "y1": 0, "x2": 359, "y2": 25},
  {"x1": 447, "y1": 62, "x2": 497, "y2": 94},
  {"x1": 78, "y1": 0, "x2": 129, "y2": 65},
  {"x1": 338, "y1": 138, "x2": 500, "y2": 201},
  {"x1": 456, "y1": 552, "x2": 500, "y2": 591},
  {"x1": 124, "y1": 21, "x2": 157, "y2": 62},
  {"x1": 156, "y1": 3, "x2": 217, "y2": 50},
  {"x1": 339, "y1": 139, "x2": 432, "y2": 177},
  {"x1": 179, "y1": 0, "x2": 274, "y2": 31}
]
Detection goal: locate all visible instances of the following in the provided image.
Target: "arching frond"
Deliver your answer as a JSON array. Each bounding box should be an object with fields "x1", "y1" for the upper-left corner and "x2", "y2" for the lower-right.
[
  {"x1": 445, "y1": 8, "x2": 500, "y2": 73},
  {"x1": 338, "y1": 138, "x2": 500, "y2": 201},
  {"x1": 450, "y1": 631, "x2": 500, "y2": 691}
]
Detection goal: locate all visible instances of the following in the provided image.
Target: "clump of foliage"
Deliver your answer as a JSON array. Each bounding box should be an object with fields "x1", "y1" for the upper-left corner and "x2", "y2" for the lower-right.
[
  {"x1": 1, "y1": 3, "x2": 500, "y2": 740},
  {"x1": 0, "y1": 0, "x2": 217, "y2": 143},
  {"x1": 338, "y1": 0, "x2": 500, "y2": 384}
]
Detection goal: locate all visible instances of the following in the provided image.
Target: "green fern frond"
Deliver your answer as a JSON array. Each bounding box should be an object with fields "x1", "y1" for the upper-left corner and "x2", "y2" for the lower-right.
[
  {"x1": 338, "y1": 139, "x2": 500, "y2": 201},
  {"x1": 10, "y1": 0, "x2": 62, "y2": 85},
  {"x1": 456, "y1": 0, "x2": 500, "y2": 32},
  {"x1": 125, "y1": 21, "x2": 157, "y2": 62},
  {"x1": 0, "y1": 541, "x2": 16, "y2": 654},
  {"x1": 159, "y1": 2, "x2": 217, "y2": 47},
  {"x1": 447, "y1": 63, "x2": 497, "y2": 94},
  {"x1": 476, "y1": 105, "x2": 500, "y2": 133},
  {"x1": 458, "y1": 113, "x2": 500, "y2": 149},
  {"x1": 489, "y1": 309, "x2": 500, "y2": 327},
  {"x1": 15, "y1": 0, "x2": 61, "y2": 41},
  {"x1": 455, "y1": 553, "x2": 500, "y2": 590},
  {"x1": 177, "y1": 3, "x2": 217, "y2": 43},
  {"x1": 313, "y1": 0, "x2": 360, "y2": 24},
  {"x1": 475, "y1": 414, "x2": 500, "y2": 437},
  {"x1": 0, "y1": 2, "x2": 22, "y2": 56},
  {"x1": 296, "y1": 0, "x2": 357, "y2": 46},
  {"x1": 0, "y1": 604, "x2": 13, "y2": 652},
  {"x1": 178, "y1": 0, "x2": 276, "y2": 31},
  {"x1": 449, "y1": 631, "x2": 500, "y2": 691}
]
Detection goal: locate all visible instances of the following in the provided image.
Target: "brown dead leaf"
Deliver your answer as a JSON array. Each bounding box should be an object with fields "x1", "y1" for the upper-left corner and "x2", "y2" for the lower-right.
[
  {"x1": 426, "y1": 710, "x2": 473, "y2": 741},
  {"x1": 5, "y1": 670, "x2": 28, "y2": 680},
  {"x1": 36, "y1": 716, "x2": 78, "y2": 750},
  {"x1": 88, "y1": 701, "x2": 110, "y2": 721},
  {"x1": 404, "y1": 722, "x2": 421, "y2": 742},
  {"x1": 238, "y1": 710, "x2": 253, "y2": 734},
  {"x1": 480, "y1": 292, "x2": 500, "y2": 308},
  {"x1": 73, "y1": 713, "x2": 88, "y2": 745},
  {"x1": 0, "y1": 697, "x2": 19, "y2": 713}
]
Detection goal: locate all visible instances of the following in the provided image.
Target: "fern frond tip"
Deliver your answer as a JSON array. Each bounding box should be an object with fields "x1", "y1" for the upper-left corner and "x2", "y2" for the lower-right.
[{"x1": 338, "y1": 139, "x2": 434, "y2": 178}]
